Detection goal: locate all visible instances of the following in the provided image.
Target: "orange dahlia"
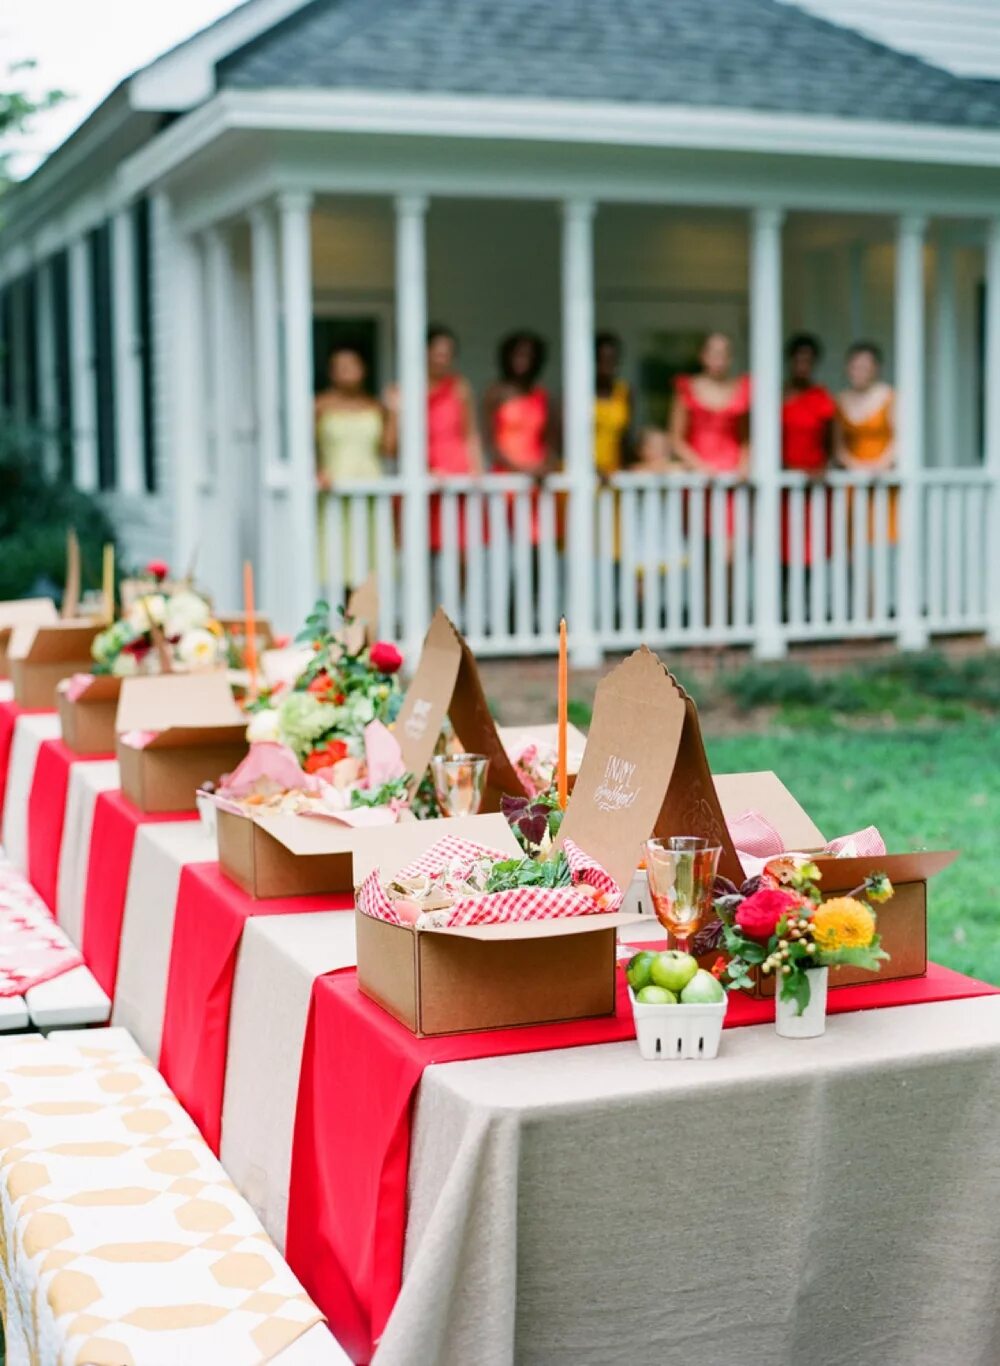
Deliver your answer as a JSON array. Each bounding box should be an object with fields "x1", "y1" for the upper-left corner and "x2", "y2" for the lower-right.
[{"x1": 812, "y1": 897, "x2": 876, "y2": 951}]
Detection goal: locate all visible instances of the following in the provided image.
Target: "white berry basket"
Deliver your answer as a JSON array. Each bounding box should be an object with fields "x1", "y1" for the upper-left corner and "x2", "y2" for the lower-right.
[
  {"x1": 628, "y1": 987, "x2": 728, "y2": 1061},
  {"x1": 195, "y1": 791, "x2": 218, "y2": 842}
]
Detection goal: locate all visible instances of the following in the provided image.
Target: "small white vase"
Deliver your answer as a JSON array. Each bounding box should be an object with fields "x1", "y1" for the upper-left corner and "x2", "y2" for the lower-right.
[{"x1": 774, "y1": 967, "x2": 828, "y2": 1039}]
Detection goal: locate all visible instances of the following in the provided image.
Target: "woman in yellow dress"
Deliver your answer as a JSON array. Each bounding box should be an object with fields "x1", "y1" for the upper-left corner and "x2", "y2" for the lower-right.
[
  {"x1": 315, "y1": 346, "x2": 396, "y2": 580},
  {"x1": 835, "y1": 341, "x2": 897, "y2": 543},
  {"x1": 593, "y1": 332, "x2": 632, "y2": 478}
]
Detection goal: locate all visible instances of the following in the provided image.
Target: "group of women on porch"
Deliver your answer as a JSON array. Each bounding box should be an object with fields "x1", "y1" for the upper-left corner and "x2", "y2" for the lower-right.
[{"x1": 313, "y1": 326, "x2": 897, "y2": 495}]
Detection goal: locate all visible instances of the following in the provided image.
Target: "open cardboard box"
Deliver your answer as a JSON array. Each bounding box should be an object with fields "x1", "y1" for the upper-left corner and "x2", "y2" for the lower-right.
[
  {"x1": 217, "y1": 806, "x2": 508, "y2": 900},
  {"x1": 0, "y1": 599, "x2": 58, "y2": 679},
  {"x1": 57, "y1": 674, "x2": 121, "y2": 755},
  {"x1": 713, "y1": 771, "x2": 957, "y2": 993},
  {"x1": 8, "y1": 620, "x2": 103, "y2": 709},
  {"x1": 115, "y1": 673, "x2": 249, "y2": 813},
  {"x1": 353, "y1": 813, "x2": 641, "y2": 1037}
]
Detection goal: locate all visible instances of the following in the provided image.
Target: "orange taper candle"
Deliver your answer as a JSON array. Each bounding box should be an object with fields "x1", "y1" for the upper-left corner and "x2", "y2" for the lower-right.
[
  {"x1": 243, "y1": 561, "x2": 258, "y2": 698},
  {"x1": 557, "y1": 616, "x2": 568, "y2": 810}
]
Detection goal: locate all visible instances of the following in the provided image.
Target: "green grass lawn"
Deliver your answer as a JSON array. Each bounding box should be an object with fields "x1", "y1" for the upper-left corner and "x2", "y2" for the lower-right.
[{"x1": 706, "y1": 720, "x2": 1000, "y2": 984}]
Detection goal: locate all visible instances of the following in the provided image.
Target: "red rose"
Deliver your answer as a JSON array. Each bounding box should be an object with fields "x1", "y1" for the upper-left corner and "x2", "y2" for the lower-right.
[
  {"x1": 302, "y1": 739, "x2": 349, "y2": 775},
  {"x1": 306, "y1": 671, "x2": 332, "y2": 697},
  {"x1": 145, "y1": 559, "x2": 169, "y2": 582},
  {"x1": 370, "y1": 641, "x2": 403, "y2": 674},
  {"x1": 734, "y1": 888, "x2": 801, "y2": 943}
]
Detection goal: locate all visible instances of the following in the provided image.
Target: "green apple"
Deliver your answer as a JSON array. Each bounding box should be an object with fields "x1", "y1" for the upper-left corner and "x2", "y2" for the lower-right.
[
  {"x1": 650, "y1": 950, "x2": 698, "y2": 994},
  {"x1": 626, "y1": 951, "x2": 656, "y2": 994},
  {"x1": 679, "y1": 969, "x2": 726, "y2": 1005},
  {"x1": 635, "y1": 984, "x2": 677, "y2": 1005}
]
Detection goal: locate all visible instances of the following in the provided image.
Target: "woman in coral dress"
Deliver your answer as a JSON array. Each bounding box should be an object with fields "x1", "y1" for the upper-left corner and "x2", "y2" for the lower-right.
[
  {"x1": 835, "y1": 341, "x2": 897, "y2": 543},
  {"x1": 425, "y1": 325, "x2": 482, "y2": 552},
  {"x1": 483, "y1": 331, "x2": 553, "y2": 544},
  {"x1": 782, "y1": 332, "x2": 836, "y2": 564},
  {"x1": 670, "y1": 332, "x2": 750, "y2": 543}
]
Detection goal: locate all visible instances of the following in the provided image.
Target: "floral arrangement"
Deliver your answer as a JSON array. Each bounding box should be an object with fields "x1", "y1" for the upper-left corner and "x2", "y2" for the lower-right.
[
  {"x1": 91, "y1": 563, "x2": 227, "y2": 677},
  {"x1": 501, "y1": 790, "x2": 564, "y2": 856},
  {"x1": 694, "y1": 857, "x2": 893, "y2": 1015},
  {"x1": 243, "y1": 599, "x2": 405, "y2": 779}
]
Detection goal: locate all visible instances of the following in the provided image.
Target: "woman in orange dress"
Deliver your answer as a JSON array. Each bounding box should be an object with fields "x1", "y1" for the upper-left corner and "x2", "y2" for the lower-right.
[
  {"x1": 835, "y1": 341, "x2": 897, "y2": 542},
  {"x1": 782, "y1": 332, "x2": 836, "y2": 564},
  {"x1": 483, "y1": 331, "x2": 553, "y2": 544},
  {"x1": 426, "y1": 325, "x2": 482, "y2": 552}
]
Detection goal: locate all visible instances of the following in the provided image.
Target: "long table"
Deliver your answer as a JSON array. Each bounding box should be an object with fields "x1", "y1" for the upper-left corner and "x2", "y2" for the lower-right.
[{"x1": 6, "y1": 705, "x2": 1000, "y2": 1365}]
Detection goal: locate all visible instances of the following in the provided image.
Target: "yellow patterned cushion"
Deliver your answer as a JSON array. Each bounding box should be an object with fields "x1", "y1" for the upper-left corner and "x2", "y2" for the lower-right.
[{"x1": 0, "y1": 1028, "x2": 324, "y2": 1364}]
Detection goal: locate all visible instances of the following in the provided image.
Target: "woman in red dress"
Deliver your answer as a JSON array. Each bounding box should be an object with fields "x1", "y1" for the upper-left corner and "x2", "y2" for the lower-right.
[
  {"x1": 483, "y1": 331, "x2": 554, "y2": 545},
  {"x1": 670, "y1": 332, "x2": 750, "y2": 479},
  {"x1": 782, "y1": 332, "x2": 835, "y2": 565},
  {"x1": 426, "y1": 325, "x2": 482, "y2": 552}
]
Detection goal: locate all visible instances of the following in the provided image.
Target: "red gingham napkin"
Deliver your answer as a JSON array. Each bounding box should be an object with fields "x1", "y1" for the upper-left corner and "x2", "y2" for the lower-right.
[
  {"x1": 729, "y1": 810, "x2": 887, "y2": 864},
  {"x1": 357, "y1": 837, "x2": 622, "y2": 928},
  {"x1": 0, "y1": 859, "x2": 84, "y2": 997}
]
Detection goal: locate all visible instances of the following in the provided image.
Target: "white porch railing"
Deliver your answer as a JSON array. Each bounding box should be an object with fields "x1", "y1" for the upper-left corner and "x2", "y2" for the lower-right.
[{"x1": 319, "y1": 467, "x2": 995, "y2": 658}]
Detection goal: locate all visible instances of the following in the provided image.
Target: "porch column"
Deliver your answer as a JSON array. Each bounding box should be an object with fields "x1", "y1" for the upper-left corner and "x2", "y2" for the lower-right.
[
  {"x1": 894, "y1": 214, "x2": 928, "y2": 650},
  {"x1": 68, "y1": 236, "x2": 98, "y2": 492},
  {"x1": 750, "y1": 206, "x2": 786, "y2": 660},
  {"x1": 933, "y1": 232, "x2": 958, "y2": 468},
  {"x1": 395, "y1": 194, "x2": 431, "y2": 657},
  {"x1": 984, "y1": 217, "x2": 1000, "y2": 645},
  {"x1": 561, "y1": 198, "x2": 600, "y2": 667},
  {"x1": 250, "y1": 203, "x2": 282, "y2": 606},
  {"x1": 35, "y1": 257, "x2": 59, "y2": 478},
  {"x1": 112, "y1": 206, "x2": 145, "y2": 496},
  {"x1": 277, "y1": 192, "x2": 319, "y2": 630}
]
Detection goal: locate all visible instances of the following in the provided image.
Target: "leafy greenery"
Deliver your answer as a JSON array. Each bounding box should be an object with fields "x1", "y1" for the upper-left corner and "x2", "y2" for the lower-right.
[
  {"x1": 1, "y1": 60, "x2": 66, "y2": 194},
  {"x1": 706, "y1": 721, "x2": 1000, "y2": 985},
  {"x1": 350, "y1": 776, "x2": 411, "y2": 808},
  {"x1": 0, "y1": 424, "x2": 115, "y2": 601},
  {"x1": 501, "y1": 791, "x2": 563, "y2": 854},
  {"x1": 485, "y1": 851, "x2": 572, "y2": 892}
]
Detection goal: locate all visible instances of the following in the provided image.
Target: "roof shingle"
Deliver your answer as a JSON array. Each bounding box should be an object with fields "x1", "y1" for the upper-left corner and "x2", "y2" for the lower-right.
[{"x1": 217, "y1": 0, "x2": 1000, "y2": 128}]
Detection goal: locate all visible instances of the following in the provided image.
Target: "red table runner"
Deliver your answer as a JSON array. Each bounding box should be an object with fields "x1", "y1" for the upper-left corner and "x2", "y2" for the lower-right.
[
  {"x1": 286, "y1": 961, "x2": 1000, "y2": 1364},
  {"x1": 0, "y1": 700, "x2": 49, "y2": 814},
  {"x1": 158, "y1": 864, "x2": 352, "y2": 1155},
  {"x1": 27, "y1": 739, "x2": 111, "y2": 914},
  {"x1": 80, "y1": 791, "x2": 195, "y2": 999}
]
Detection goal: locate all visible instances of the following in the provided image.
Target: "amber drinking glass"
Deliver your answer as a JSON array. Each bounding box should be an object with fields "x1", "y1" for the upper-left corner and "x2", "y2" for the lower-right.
[{"x1": 643, "y1": 838, "x2": 721, "y2": 953}]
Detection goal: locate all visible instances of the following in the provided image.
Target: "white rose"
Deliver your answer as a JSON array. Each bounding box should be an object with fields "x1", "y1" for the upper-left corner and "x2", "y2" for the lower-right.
[
  {"x1": 111, "y1": 652, "x2": 139, "y2": 677},
  {"x1": 126, "y1": 593, "x2": 166, "y2": 631},
  {"x1": 163, "y1": 588, "x2": 211, "y2": 637},
  {"x1": 246, "y1": 708, "x2": 281, "y2": 744},
  {"x1": 176, "y1": 627, "x2": 221, "y2": 669}
]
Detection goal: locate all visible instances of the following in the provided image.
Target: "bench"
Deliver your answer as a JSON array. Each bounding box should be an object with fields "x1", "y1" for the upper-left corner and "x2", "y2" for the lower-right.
[{"x1": 0, "y1": 1027, "x2": 348, "y2": 1363}]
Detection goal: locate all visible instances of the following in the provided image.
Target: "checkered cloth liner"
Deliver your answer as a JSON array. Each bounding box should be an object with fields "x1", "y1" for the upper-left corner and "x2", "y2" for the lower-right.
[
  {"x1": 729, "y1": 811, "x2": 887, "y2": 861},
  {"x1": 357, "y1": 837, "x2": 622, "y2": 929},
  {"x1": 0, "y1": 859, "x2": 83, "y2": 997}
]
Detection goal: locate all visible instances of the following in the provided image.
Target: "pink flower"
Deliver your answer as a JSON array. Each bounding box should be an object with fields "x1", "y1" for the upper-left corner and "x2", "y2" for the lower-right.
[
  {"x1": 370, "y1": 641, "x2": 403, "y2": 674},
  {"x1": 734, "y1": 888, "x2": 802, "y2": 943}
]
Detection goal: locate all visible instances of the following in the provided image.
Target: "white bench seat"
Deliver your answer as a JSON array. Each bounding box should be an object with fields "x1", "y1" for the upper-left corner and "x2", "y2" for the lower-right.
[{"x1": 0, "y1": 1027, "x2": 346, "y2": 1364}]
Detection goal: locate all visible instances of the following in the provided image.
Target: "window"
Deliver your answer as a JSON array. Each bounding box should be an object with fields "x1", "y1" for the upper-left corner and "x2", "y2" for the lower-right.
[
  {"x1": 89, "y1": 222, "x2": 116, "y2": 491},
  {"x1": 51, "y1": 251, "x2": 74, "y2": 481},
  {"x1": 134, "y1": 197, "x2": 157, "y2": 493}
]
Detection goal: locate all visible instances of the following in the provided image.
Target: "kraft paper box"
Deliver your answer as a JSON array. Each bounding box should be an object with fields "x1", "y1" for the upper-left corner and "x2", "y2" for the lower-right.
[
  {"x1": 353, "y1": 816, "x2": 641, "y2": 1037},
  {"x1": 115, "y1": 673, "x2": 249, "y2": 813},
  {"x1": 0, "y1": 599, "x2": 58, "y2": 678},
  {"x1": 57, "y1": 675, "x2": 121, "y2": 755},
  {"x1": 216, "y1": 807, "x2": 508, "y2": 900},
  {"x1": 714, "y1": 770, "x2": 957, "y2": 993},
  {"x1": 8, "y1": 620, "x2": 103, "y2": 709}
]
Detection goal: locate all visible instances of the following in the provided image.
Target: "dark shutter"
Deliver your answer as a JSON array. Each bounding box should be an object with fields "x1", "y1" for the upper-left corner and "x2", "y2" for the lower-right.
[
  {"x1": 24, "y1": 274, "x2": 40, "y2": 424},
  {"x1": 134, "y1": 198, "x2": 157, "y2": 493},
  {"x1": 89, "y1": 222, "x2": 116, "y2": 491},
  {"x1": 51, "y1": 251, "x2": 74, "y2": 481}
]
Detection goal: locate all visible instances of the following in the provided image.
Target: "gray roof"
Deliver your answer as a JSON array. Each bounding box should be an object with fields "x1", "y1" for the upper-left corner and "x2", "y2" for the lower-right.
[{"x1": 217, "y1": 0, "x2": 1000, "y2": 128}]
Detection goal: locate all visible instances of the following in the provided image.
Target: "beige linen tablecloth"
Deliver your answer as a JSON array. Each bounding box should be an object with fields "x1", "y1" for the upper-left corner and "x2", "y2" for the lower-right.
[
  {"x1": 374, "y1": 995, "x2": 1000, "y2": 1366},
  {"x1": 55, "y1": 758, "x2": 119, "y2": 944},
  {"x1": 221, "y1": 912, "x2": 357, "y2": 1250},
  {"x1": 1, "y1": 712, "x2": 62, "y2": 871},
  {"x1": 112, "y1": 820, "x2": 216, "y2": 1062}
]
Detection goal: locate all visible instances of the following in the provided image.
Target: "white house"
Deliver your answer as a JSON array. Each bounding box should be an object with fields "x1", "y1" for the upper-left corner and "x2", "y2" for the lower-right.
[{"x1": 2, "y1": 0, "x2": 1000, "y2": 664}]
